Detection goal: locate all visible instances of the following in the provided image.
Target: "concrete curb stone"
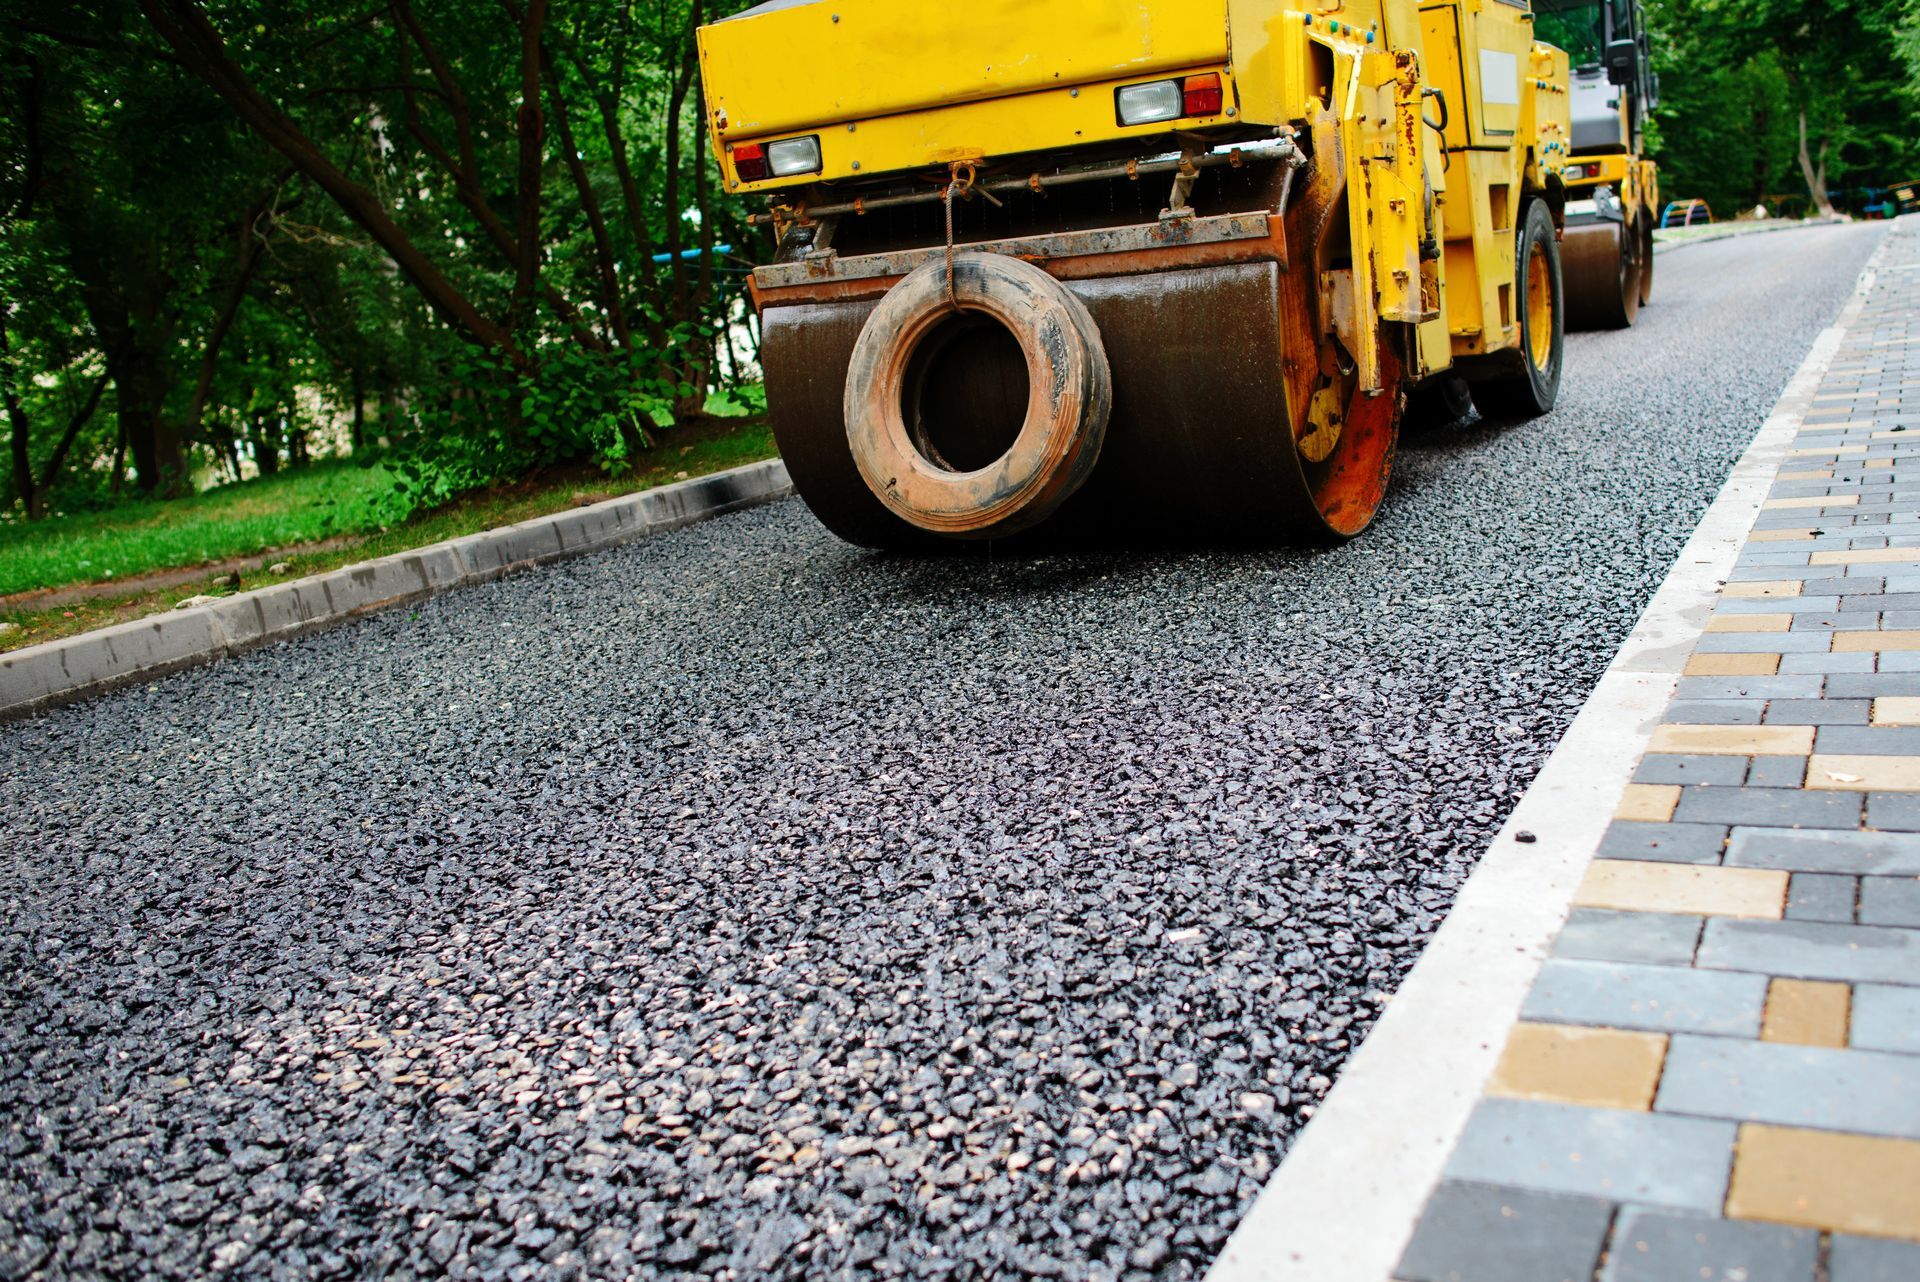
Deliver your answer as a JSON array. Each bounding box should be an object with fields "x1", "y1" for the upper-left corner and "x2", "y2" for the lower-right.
[{"x1": 0, "y1": 457, "x2": 792, "y2": 720}]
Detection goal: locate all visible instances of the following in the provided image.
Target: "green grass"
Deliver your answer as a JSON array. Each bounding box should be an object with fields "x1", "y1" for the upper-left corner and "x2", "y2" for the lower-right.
[
  {"x1": 0, "y1": 419, "x2": 778, "y2": 652},
  {"x1": 0, "y1": 459, "x2": 404, "y2": 598}
]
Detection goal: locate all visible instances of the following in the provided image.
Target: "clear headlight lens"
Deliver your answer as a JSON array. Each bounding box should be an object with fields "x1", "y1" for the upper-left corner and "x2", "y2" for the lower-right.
[
  {"x1": 1115, "y1": 80, "x2": 1184, "y2": 126},
  {"x1": 767, "y1": 136, "x2": 823, "y2": 178}
]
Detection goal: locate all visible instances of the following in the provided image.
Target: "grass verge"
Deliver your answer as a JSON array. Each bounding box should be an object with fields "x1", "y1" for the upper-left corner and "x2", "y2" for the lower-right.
[{"x1": 0, "y1": 420, "x2": 776, "y2": 654}]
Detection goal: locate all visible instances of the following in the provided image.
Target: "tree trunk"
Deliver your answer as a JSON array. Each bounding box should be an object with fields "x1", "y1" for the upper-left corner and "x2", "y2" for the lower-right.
[
  {"x1": 1797, "y1": 110, "x2": 1834, "y2": 217},
  {"x1": 184, "y1": 184, "x2": 277, "y2": 448},
  {"x1": 509, "y1": 0, "x2": 549, "y2": 333},
  {"x1": 287, "y1": 411, "x2": 308, "y2": 467},
  {"x1": 112, "y1": 343, "x2": 176, "y2": 496},
  {"x1": 662, "y1": 6, "x2": 702, "y2": 322},
  {"x1": 109, "y1": 413, "x2": 128, "y2": 498},
  {"x1": 545, "y1": 55, "x2": 630, "y2": 349},
  {"x1": 249, "y1": 410, "x2": 278, "y2": 477},
  {"x1": 1, "y1": 320, "x2": 37, "y2": 519},
  {"x1": 350, "y1": 367, "x2": 366, "y2": 452}
]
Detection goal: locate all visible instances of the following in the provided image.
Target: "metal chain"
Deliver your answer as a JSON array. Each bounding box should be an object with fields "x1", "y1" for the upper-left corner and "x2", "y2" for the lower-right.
[{"x1": 943, "y1": 162, "x2": 975, "y2": 314}]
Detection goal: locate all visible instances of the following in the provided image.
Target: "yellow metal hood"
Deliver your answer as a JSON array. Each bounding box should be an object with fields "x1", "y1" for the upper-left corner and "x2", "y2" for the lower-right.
[{"x1": 700, "y1": 0, "x2": 1231, "y2": 141}]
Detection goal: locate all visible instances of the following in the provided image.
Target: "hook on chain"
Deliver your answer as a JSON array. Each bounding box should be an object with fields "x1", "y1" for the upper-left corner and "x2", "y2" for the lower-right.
[{"x1": 942, "y1": 162, "x2": 978, "y2": 313}]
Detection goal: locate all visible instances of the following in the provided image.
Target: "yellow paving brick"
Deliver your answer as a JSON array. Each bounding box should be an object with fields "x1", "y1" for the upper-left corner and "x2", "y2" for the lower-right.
[
  {"x1": 1615, "y1": 784, "x2": 1682, "y2": 823},
  {"x1": 1486, "y1": 1023, "x2": 1668, "y2": 1111},
  {"x1": 1646, "y1": 724, "x2": 1815, "y2": 756},
  {"x1": 1873, "y1": 696, "x2": 1920, "y2": 726},
  {"x1": 1834, "y1": 630, "x2": 1920, "y2": 652},
  {"x1": 1762, "y1": 495, "x2": 1860, "y2": 510},
  {"x1": 1810, "y1": 548, "x2": 1920, "y2": 566},
  {"x1": 1866, "y1": 458, "x2": 1895, "y2": 469},
  {"x1": 1761, "y1": 979, "x2": 1850, "y2": 1048},
  {"x1": 1685, "y1": 653, "x2": 1782, "y2": 677},
  {"x1": 1807, "y1": 754, "x2": 1920, "y2": 792},
  {"x1": 1749, "y1": 528, "x2": 1819, "y2": 541},
  {"x1": 1706, "y1": 614, "x2": 1792, "y2": 633},
  {"x1": 1572, "y1": 860, "x2": 1787, "y2": 919},
  {"x1": 1722, "y1": 581, "x2": 1803, "y2": 598},
  {"x1": 1727, "y1": 1125, "x2": 1920, "y2": 1238}
]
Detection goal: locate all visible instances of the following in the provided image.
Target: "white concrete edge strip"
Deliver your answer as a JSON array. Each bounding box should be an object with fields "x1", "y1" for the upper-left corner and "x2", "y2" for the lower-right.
[
  {"x1": 1652, "y1": 214, "x2": 1850, "y2": 255},
  {"x1": 0, "y1": 457, "x2": 793, "y2": 721},
  {"x1": 1207, "y1": 228, "x2": 1894, "y2": 1282}
]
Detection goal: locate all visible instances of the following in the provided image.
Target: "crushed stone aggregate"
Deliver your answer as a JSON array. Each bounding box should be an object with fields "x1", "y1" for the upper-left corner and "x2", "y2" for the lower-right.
[{"x1": 0, "y1": 224, "x2": 1885, "y2": 1281}]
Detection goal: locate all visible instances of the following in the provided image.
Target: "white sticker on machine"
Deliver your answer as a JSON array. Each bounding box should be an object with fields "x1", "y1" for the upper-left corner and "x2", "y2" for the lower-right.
[{"x1": 1479, "y1": 48, "x2": 1520, "y2": 105}]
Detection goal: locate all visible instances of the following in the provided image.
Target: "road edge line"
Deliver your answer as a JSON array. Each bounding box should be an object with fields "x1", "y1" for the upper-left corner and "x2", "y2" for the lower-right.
[
  {"x1": 1206, "y1": 228, "x2": 1892, "y2": 1282},
  {"x1": 0, "y1": 458, "x2": 792, "y2": 722}
]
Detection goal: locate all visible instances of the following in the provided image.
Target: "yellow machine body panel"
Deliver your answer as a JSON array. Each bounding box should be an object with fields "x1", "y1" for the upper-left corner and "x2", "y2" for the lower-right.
[{"x1": 700, "y1": 0, "x2": 1228, "y2": 144}]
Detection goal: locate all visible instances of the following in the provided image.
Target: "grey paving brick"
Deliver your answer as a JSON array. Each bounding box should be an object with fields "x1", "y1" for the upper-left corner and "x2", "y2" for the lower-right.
[
  {"x1": 1804, "y1": 576, "x2": 1875, "y2": 596},
  {"x1": 1675, "y1": 676, "x2": 1825, "y2": 701},
  {"x1": 1393, "y1": 1180, "x2": 1612, "y2": 1282},
  {"x1": 1880, "y1": 609, "x2": 1920, "y2": 628},
  {"x1": 1521, "y1": 959, "x2": 1766, "y2": 1035},
  {"x1": 1553, "y1": 910, "x2": 1701, "y2": 966},
  {"x1": 1842, "y1": 593, "x2": 1920, "y2": 611},
  {"x1": 1663, "y1": 699, "x2": 1766, "y2": 725},
  {"x1": 1672, "y1": 787, "x2": 1862, "y2": 830},
  {"x1": 1852, "y1": 984, "x2": 1920, "y2": 1055},
  {"x1": 1596, "y1": 821, "x2": 1727, "y2": 865},
  {"x1": 1829, "y1": 673, "x2": 1920, "y2": 696},
  {"x1": 1876, "y1": 651, "x2": 1920, "y2": 673},
  {"x1": 1831, "y1": 1234, "x2": 1920, "y2": 1282},
  {"x1": 1655, "y1": 1035, "x2": 1920, "y2": 1138},
  {"x1": 1728, "y1": 564, "x2": 1816, "y2": 583},
  {"x1": 1444, "y1": 1098, "x2": 1734, "y2": 1211},
  {"x1": 1598, "y1": 1208, "x2": 1816, "y2": 1282},
  {"x1": 1764, "y1": 698, "x2": 1873, "y2": 724},
  {"x1": 1722, "y1": 828, "x2": 1920, "y2": 874},
  {"x1": 1868, "y1": 791, "x2": 1920, "y2": 831},
  {"x1": 1633, "y1": 754, "x2": 1748, "y2": 787},
  {"x1": 1721, "y1": 598, "x2": 1842, "y2": 614},
  {"x1": 1696, "y1": 632, "x2": 1833, "y2": 653},
  {"x1": 1698, "y1": 918, "x2": 1920, "y2": 984},
  {"x1": 1745, "y1": 756, "x2": 1810, "y2": 789},
  {"x1": 1779, "y1": 652, "x2": 1877, "y2": 674},
  {"x1": 1818, "y1": 726, "x2": 1920, "y2": 754},
  {"x1": 1859, "y1": 875, "x2": 1920, "y2": 926},
  {"x1": 1787, "y1": 611, "x2": 1884, "y2": 630},
  {"x1": 1787, "y1": 872, "x2": 1857, "y2": 921}
]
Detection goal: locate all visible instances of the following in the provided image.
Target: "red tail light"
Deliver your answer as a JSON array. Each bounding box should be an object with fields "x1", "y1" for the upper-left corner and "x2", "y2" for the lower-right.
[
  {"x1": 732, "y1": 143, "x2": 769, "y2": 183},
  {"x1": 1183, "y1": 74, "x2": 1224, "y2": 118}
]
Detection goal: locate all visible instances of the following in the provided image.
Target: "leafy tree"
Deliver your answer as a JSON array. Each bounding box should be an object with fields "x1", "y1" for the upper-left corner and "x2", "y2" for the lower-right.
[{"x1": 1648, "y1": 0, "x2": 1920, "y2": 215}]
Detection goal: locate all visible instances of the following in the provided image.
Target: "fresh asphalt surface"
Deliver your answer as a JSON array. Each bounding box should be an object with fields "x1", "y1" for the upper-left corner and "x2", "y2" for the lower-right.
[{"x1": 0, "y1": 223, "x2": 1886, "y2": 1281}]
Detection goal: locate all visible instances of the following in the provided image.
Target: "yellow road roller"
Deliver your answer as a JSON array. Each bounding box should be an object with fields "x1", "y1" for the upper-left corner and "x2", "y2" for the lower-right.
[
  {"x1": 1535, "y1": 0, "x2": 1660, "y2": 327},
  {"x1": 700, "y1": 0, "x2": 1572, "y2": 545}
]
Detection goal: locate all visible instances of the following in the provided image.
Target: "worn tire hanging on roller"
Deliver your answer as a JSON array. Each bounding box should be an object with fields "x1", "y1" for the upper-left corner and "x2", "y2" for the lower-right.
[{"x1": 842, "y1": 250, "x2": 1112, "y2": 541}]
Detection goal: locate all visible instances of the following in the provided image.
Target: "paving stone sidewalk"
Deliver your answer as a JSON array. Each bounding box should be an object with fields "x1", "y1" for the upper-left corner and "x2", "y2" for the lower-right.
[{"x1": 1395, "y1": 217, "x2": 1920, "y2": 1282}]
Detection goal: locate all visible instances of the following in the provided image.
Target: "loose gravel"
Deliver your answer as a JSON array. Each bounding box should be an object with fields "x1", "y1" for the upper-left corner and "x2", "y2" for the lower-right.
[{"x1": 0, "y1": 224, "x2": 1885, "y2": 1282}]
